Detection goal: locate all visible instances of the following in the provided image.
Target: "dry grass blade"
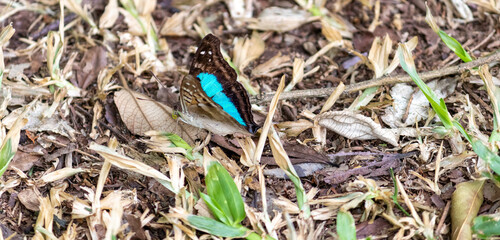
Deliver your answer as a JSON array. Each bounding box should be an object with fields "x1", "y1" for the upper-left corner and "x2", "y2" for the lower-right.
[
  {"x1": 320, "y1": 81, "x2": 345, "y2": 114},
  {"x1": 253, "y1": 75, "x2": 286, "y2": 163},
  {"x1": 284, "y1": 58, "x2": 304, "y2": 92},
  {"x1": 315, "y1": 111, "x2": 398, "y2": 146},
  {"x1": 89, "y1": 142, "x2": 177, "y2": 193},
  {"x1": 0, "y1": 24, "x2": 14, "y2": 87},
  {"x1": 40, "y1": 167, "x2": 86, "y2": 183},
  {"x1": 114, "y1": 89, "x2": 205, "y2": 145}
]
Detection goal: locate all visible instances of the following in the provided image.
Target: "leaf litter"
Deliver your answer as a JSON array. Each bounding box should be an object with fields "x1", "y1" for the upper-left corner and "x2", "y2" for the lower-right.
[{"x1": 0, "y1": 0, "x2": 499, "y2": 239}]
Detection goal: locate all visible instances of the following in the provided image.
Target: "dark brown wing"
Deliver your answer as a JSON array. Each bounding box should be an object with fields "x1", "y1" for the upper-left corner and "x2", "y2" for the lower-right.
[
  {"x1": 180, "y1": 75, "x2": 250, "y2": 136},
  {"x1": 189, "y1": 34, "x2": 259, "y2": 134}
]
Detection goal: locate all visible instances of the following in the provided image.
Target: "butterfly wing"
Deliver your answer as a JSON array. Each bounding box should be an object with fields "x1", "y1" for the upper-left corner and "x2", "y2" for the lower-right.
[
  {"x1": 188, "y1": 34, "x2": 259, "y2": 134},
  {"x1": 180, "y1": 74, "x2": 251, "y2": 136}
]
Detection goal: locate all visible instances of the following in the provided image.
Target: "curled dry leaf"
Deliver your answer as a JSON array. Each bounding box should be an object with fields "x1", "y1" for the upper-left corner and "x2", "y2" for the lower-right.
[
  {"x1": 232, "y1": 32, "x2": 265, "y2": 72},
  {"x1": 118, "y1": 8, "x2": 147, "y2": 35},
  {"x1": 160, "y1": 11, "x2": 189, "y2": 36},
  {"x1": 321, "y1": 19, "x2": 342, "y2": 42},
  {"x1": 315, "y1": 111, "x2": 398, "y2": 146},
  {"x1": 251, "y1": 52, "x2": 291, "y2": 77},
  {"x1": 276, "y1": 119, "x2": 313, "y2": 137},
  {"x1": 99, "y1": 0, "x2": 119, "y2": 29},
  {"x1": 114, "y1": 89, "x2": 206, "y2": 146},
  {"x1": 381, "y1": 79, "x2": 457, "y2": 128},
  {"x1": 466, "y1": 0, "x2": 500, "y2": 14},
  {"x1": 247, "y1": 7, "x2": 315, "y2": 32}
]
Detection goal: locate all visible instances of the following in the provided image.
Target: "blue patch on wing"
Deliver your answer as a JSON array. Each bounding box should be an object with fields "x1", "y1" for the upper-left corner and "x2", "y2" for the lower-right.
[{"x1": 198, "y1": 72, "x2": 247, "y2": 127}]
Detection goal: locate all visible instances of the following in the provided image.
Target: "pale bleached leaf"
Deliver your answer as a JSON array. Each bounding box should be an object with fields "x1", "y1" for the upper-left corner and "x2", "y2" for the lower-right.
[
  {"x1": 99, "y1": 0, "x2": 119, "y2": 29},
  {"x1": 114, "y1": 89, "x2": 206, "y2": 145},
  {"x1": 2, "y1": 101, "x2": 76, "y2": 140},
  {"x1": 247, "y1": 7, "x2": 316, "y2": 32},
  {"x1": 159, "y1": 11, "x2": 189, "y2": 36},
  {"x1": 316, "y1": 111, "x2": 398, "y2": 146},
  {"x1": 41, "y1": 168, "x2": 87, "y2": 183},
  {"x1": 233, "y1": 32, "x2": 265, "y2": 72},
  {"x1": 381, "y1": 79, "x2": 457, "y2": 128},
  {"x1": 251, "y1": 52, "x2": 291, "y2": 77}
]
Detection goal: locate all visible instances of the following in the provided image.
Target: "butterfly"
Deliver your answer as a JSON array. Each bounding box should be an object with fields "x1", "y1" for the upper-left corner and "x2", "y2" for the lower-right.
[{"x1": 179, "y1": 34, "x2": 259, "y2": 136}]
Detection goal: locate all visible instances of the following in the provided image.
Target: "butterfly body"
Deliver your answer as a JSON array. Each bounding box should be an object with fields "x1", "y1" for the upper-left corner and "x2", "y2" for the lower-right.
[{"x1": 179, "y1": 34, "x2": 259, "y2": 136}]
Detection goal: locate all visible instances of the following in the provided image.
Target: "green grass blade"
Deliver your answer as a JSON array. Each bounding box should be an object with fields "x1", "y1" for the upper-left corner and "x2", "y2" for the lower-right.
[
  {"x1": 397, "y1": 44, "x2": 454, "y2": 129},
  {"x1": 200, "y1": 192, "x2": 231, "y2": 226},
  {"x1": 470, "y1": 140, "x2": 500, "y2": 176},
  {"x1": 437, "y1": 30, "x2": 473, "y2": 63},
  {"x1": 187, "y1": 215, "x2": 248, "y2": 237},
  {"x1": 0, "y1": 139, "x2": 15, "y2": 177}
]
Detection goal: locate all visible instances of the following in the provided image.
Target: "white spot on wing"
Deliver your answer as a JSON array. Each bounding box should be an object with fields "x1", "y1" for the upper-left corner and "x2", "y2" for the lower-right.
[{"x1": 200, "y1": 51, "x2": 205, "y2": 55}]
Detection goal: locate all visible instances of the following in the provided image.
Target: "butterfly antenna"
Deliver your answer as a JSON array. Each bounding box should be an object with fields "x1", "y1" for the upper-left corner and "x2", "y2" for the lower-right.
[{"x1": 149, "y1": 70, "x2": 167, "y2": 89}]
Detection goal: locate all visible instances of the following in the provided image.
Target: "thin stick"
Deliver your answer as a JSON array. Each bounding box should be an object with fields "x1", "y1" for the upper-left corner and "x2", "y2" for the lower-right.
[
  {"x1": 252, "y1": 50, "x2": 500, "y2": 104},
  {"x1": 436, "y1": 201, "x2": 451, "y2": 236}
]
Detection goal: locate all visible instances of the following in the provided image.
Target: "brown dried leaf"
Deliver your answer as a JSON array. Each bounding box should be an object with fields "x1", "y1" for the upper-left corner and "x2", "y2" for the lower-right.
[
  {"x1": 76, "y1": 46, "x2": 108, "y2": 90},
  {"x1": 451, "y1": 180, "x2": 484, "y2": 240},
  {"x1": 18, "y1": 188, "x2": 41, "y2": 211},
  {"x1": 114, "y1": 89, "x2": 205, "y2": 146},
  {"x1": 9, "y1": 150, "x2": 40, "y2": 172},
  {"x1": 316, "y1": 111, "x2": 398, "y2": 146}
]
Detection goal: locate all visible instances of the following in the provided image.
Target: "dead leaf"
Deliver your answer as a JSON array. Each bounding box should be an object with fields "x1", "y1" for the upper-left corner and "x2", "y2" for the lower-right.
[
  {"x1": 113, "y1": 89, "x2": 206, "y2": 146},
  {"x1": 316, "y1": 111, "x2": 398, "y2": 146},
  {"x1": 18, "y1": 188, "x2": 41, "y2": 211},
  {"x1": 251, "y1": 52, "x2": 292, "y2": 77},
  {"x1": 99, "y1": 0, "x2": 119, "y2": 29},
  {"x1": 8, "y1": 150, "x2": 40, "y2": 172},
  {"x1": 276, "y1": 119, "x2": 313, "y2": 137},
  {"x1": 76, "y1": 46, "x2": 107, "y2": 90},
  {"x1": 160, "y1": 11, "x2": 189, "y2": 36},
  {"x1": 381, "y1": 79, "x2": 457, "y2": 128},
  {"x1": 2, "y1": 101, "x2": 76, "y2": 140},
  {"x1": 233, "y1": 32, "x2": 265, "y2": 72},
  {"x1": 451, "y1": 180, "x2": 484, "y2": 240},
  {"x1": 247, "y1": 7, "x2": 316, "y2": 32}
]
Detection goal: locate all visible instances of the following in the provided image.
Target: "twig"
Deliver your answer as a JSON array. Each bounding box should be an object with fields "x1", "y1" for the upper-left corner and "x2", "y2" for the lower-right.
[
  {"x1": 73, "y1": 104, "x2": 129, "y2": 142},
  {"x1": 435, "y1": 201, "x2": 451, "y2": 236},
  {"x1": 252, "y1": 50, "x2": 500, "y2": 104}
]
